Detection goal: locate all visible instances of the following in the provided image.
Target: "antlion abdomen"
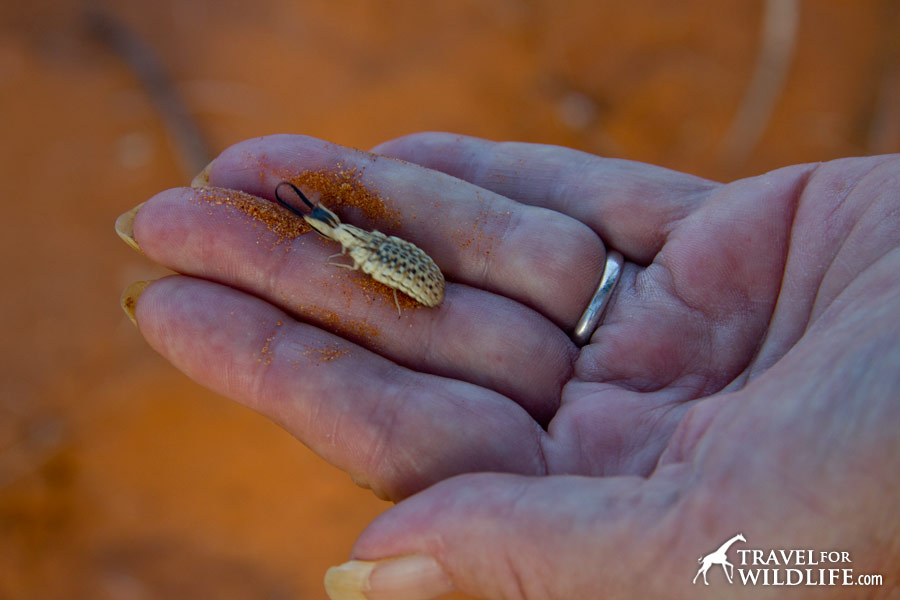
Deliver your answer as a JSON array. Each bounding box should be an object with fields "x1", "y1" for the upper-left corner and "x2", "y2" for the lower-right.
[{"x1": 341, "y1": 225, "x2": 445, "y2": 307}]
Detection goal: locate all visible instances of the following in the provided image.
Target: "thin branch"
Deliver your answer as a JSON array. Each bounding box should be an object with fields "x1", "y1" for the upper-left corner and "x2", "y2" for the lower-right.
[
  {"x1": 720, "y1": 0, "x2": 800, "y2": 166},
  {"x1": 85, "y1": 6, "x2": 214, "y2": 177}
]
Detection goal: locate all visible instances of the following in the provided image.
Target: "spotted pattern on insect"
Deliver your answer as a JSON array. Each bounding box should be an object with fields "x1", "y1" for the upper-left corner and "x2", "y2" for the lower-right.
[{"x1": 274, "y1": 181, "x2": 445, "y2": 314}]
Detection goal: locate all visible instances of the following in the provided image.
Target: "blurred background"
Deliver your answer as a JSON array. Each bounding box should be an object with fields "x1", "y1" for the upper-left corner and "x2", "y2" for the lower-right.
[{"x1": 0, "y1": 0, "x2": 897, "y2": 598}]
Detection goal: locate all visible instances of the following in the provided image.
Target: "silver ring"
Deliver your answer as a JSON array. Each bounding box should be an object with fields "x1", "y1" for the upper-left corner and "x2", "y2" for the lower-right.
[{"x1": 572, "y1": 250, "x2": 623, "y2": 346}]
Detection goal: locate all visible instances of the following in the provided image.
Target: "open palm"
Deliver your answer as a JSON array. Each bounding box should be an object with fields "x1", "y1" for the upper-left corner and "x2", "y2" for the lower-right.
[{"x1": 124, "y1": 133, "x2": 899, "y2": 599}]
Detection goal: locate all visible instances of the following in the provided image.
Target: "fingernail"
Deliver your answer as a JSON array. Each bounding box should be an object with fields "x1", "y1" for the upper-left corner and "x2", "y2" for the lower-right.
[
  {"x1": 324, "y1": 555, "x2": 453, "y2": 600},
  {"x1": 190, "y1": 159, "x2": 214, "y2": 187},
  {"x1": 120, "y1": 280, "x2": 151, "y2": 327},
  {"x1": 115, "y1": 203, "x2": 144, "y2": 253}
]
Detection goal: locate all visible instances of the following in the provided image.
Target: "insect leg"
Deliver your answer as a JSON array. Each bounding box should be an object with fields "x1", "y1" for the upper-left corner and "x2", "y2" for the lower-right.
[
  {"x1": 325, "y1": 252, "x2": 357, "y2": 269},
  {"x1": 325, "y1": 260, "x2": 358, "y2": 270}
]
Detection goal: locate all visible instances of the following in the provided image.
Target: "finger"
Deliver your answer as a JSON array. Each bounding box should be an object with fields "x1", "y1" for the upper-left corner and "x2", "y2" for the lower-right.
[
  {"x1": 198, "y1": 134, "x2": 607, "y2": 328},
  {"x1": 372, "y1": 132, "x2": 720, "y2": 264},
  {"x1": 133, "y1": 275, "x2": 547, "y2": 500},
  {"x1": 325, "y1": 469, "x2": 694, "y2": 599},
  {"x1": 133, "y1": 187, "x2": 575, "y2": 422}
]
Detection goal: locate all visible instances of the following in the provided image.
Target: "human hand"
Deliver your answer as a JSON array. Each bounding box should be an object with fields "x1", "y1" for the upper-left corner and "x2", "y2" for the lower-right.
[{"x1": 118, "y1": 133, "x2": 900, "y2": 599}]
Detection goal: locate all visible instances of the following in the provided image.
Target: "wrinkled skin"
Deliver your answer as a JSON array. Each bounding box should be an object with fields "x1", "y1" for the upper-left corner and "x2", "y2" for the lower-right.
[{"x1": 129, "y1": 133, "x2": 899, "y2": 599}]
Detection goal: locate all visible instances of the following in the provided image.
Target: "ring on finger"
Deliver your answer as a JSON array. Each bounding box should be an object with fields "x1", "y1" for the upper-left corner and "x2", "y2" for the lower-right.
[{"x1": 571, "y1": 250, "x2": 623, "y2": 346}]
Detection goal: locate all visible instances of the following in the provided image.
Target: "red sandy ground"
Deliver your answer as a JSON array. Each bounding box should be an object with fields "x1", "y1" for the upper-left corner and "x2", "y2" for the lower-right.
[{"x1": 0, "y1": 1, "x2": 896, "y2": 598}]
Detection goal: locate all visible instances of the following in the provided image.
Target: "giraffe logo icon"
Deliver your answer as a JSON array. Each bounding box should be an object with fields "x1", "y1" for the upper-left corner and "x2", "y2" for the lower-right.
[{"x1": 693, "y1": 533, "x2": 747, "y2": 585}]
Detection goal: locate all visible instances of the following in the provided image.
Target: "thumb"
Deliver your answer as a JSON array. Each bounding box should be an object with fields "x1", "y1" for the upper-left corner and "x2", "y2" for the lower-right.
[{"x1": 324, "y1": 470, "x2": 694, "y2": 600}]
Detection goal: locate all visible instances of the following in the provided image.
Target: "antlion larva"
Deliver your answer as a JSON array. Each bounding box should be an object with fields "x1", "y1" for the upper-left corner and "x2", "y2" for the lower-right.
[{"x1": 274, "y1": 181, "x2": 445, "y2": 314}]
